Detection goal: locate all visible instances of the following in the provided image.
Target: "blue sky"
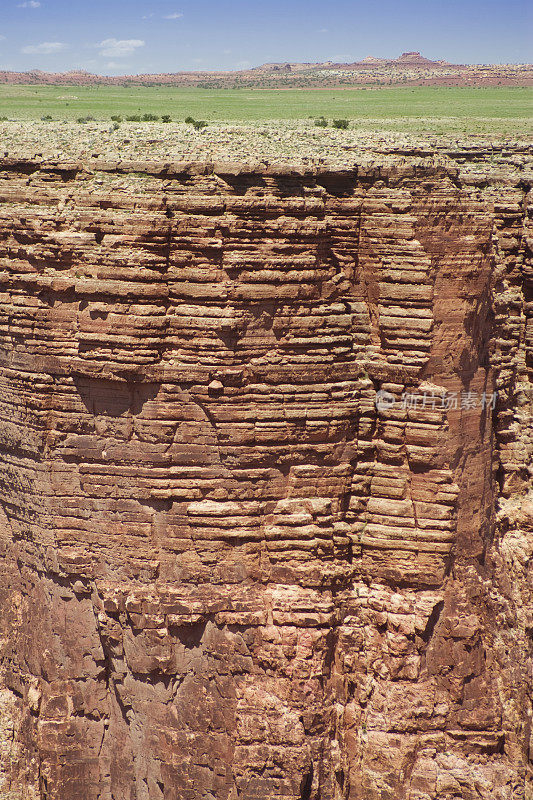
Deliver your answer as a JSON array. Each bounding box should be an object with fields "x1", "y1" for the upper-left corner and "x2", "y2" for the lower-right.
[{"x1": 0, "y1": 0, "x2": 530, "y2": 74}]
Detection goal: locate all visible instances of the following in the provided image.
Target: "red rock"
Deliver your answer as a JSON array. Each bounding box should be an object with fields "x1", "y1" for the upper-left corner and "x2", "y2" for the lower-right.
[{"x1": 0, "y1": 157, "x2": 530, "y2": 799}]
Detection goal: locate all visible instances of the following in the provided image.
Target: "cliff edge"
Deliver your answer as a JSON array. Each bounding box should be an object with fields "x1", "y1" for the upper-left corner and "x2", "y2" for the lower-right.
[{"x1": 0, "y1": 156, "x2": 530, "y2": 799}]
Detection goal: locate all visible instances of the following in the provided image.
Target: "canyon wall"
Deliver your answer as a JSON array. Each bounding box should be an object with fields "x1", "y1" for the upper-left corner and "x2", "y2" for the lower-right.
[{"x1": 0, "y1": 156, "x2": 530, "y2": 799}]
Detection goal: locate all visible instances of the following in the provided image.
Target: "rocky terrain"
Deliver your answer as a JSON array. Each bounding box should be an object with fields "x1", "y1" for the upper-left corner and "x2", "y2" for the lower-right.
[
  {"x1": 0, "y1": 131, "x2": 531, "y2": 800},
  {"x1": 0, "y1": 120, "x2": 531, "y2": 178},
  {"x1": 0, "y1": 53, "x2": 531, "y2": 88}
]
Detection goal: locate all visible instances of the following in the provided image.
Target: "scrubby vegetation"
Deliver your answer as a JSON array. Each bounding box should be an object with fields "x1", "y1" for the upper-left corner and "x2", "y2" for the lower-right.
[
  {"x1": 0, "y1": 85, "x2": 529, "y2": 135},
  {"x1": 314, "y1": 117, "x2": 349, "y2": 129},
  {"x1": 185, "y1": 117, "x2": 208, "y2": 130}
]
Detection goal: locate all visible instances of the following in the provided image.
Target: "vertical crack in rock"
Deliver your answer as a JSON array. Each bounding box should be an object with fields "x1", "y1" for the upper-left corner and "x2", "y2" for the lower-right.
[{"x1": 0, "y1": 158, "x2": 530, "y2": 800}]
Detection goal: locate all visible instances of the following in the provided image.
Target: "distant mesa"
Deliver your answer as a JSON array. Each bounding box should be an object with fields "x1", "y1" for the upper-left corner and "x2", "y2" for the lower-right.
[
  {"x1": 253, "y1": 52, "x2": 451, "y2": 72},
  {"x1": 257, "y1": 63, "x2": 293, "y2": 72},
  {"x1": 396, "y1": 51, "x2": 437, "y2": 64},
  {"x1": 0, "y1": 52, "x2": 530, "y2": 87}
]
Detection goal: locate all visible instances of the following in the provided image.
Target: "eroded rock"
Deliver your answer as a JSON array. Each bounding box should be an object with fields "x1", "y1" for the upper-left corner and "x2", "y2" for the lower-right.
[{"x1": 0, "y1": 156, "x2": 530, "y2": 799}]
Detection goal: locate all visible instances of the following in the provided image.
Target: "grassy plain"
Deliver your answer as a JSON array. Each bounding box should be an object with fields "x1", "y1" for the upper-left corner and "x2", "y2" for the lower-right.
[{"x1": 0, "y1": 85, "x2": 531, "y2": 134}]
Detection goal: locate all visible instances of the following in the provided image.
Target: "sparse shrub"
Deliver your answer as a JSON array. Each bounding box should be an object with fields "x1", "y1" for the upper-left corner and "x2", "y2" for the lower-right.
[
  {"x1": 185, "y1": 116, "x2": 207, "y2": 130},
  {"x1": 112, "y1": 122, "x2": 120, "y2": 131},
  {"x1": 76, "y1": 115, "x2": 95, "y2": 124},
  {"x1": 110, "y1": 115, "x2": 122, "y2": 122},
  {"x1": 332, "y1": 119, "x2": 349, "y2": 129},
  {"x1": 161, "y1": 115, "x2": 171, "y2": 123},
  {"x1": 41, "y1": 114, "x2": 53, "y2": 121},
  {"x1": 314, "y1": 116, "x2": 328, "y2": 127},
  {"x1": 0, "y1": 116, "x2": 8, "y2": 122},
  {"x1": 141, "y1": 113, "x2": 159, "y2": 121},
  {"x1": 126, "y1": 114, "x2": 141, "y2": 122}
]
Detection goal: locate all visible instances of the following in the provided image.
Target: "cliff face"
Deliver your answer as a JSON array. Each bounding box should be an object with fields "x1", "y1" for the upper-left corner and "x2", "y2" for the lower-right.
[{"x1": 0, "y1": 158, "x2": 530, "y2": 800}]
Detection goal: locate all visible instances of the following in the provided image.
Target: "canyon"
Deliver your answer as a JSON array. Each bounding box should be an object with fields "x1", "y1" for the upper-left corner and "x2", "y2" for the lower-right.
[{"x1": 0, "y1": 149, "x2": 530, "y2": 799}]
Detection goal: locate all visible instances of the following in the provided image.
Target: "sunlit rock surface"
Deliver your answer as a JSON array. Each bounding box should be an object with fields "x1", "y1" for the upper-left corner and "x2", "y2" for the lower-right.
[{"x1": 0, "y1": 155, "x2": 530, "y2": 799}]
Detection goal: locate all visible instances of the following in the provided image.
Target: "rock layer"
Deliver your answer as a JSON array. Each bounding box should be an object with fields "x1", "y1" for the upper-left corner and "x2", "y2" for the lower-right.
[{"x1": 0, "y1": 157, "x2": 530, "y2": 799}]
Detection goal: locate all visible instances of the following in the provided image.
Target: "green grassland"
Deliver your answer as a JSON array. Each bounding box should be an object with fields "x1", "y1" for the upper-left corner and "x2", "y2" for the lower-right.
[{"x1": 0, "y1": 84, "x2": 531, "y2": 133}]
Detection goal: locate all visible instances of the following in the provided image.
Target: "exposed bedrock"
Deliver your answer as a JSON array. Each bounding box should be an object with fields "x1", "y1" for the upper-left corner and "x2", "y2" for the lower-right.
[{"x1": 0, "y1": 158, "x2": 530, "y2": 799}]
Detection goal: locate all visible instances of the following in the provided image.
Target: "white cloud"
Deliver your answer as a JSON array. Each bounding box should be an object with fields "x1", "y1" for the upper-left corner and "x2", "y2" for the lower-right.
[
  {"x1": 235, "y1": 60, "x2": 251, "y2": 69},
  {"x1": 163, "y1": 12, "x2": 183, "y2": 19},
  {"x1": 18, "y1": 1, "x2": 41, "y2": 7},
  {"x1": 142, "y1": 13, "x2": 154, "y2": 19},
  {"x1": 97, "y1": 38, "x2": 145, "y2": 58},
  {"x1": 0, "y1": 35, "x2": 6, "y2": 41},
  {"x1": 318, "y1": 28, "x2": 329, "y2": 33},
  {"x1": 22, "y1": 41, "x2": 67, "y2": 54}
]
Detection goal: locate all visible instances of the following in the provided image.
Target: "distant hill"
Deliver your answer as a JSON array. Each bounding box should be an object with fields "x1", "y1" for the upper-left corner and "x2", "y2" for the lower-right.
[
  {"x1": 252, "y1": 52, "x2": 463, "y2": 72},
  {"x1": 0, "y1": 52, "x2": 531, "y2": 88}
]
